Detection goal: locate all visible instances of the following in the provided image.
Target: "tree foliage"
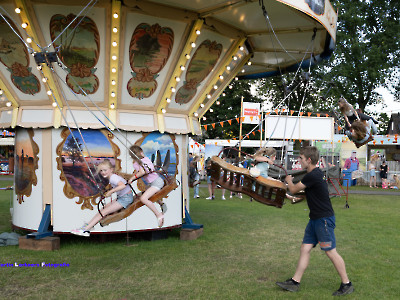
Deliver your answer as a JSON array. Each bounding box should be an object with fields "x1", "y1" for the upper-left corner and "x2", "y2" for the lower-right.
[
  {"x1": 200, "y1": 80, "x2": 260, "y2": 142},
  {"x1": 315, "y1": 0, "x2": 400, "y2": 111}
]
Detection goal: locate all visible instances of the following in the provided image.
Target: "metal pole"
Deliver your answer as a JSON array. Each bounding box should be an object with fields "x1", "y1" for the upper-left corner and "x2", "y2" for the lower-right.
[{"x1": 239, "y1": 96, "x2": 244, "y2": 158}]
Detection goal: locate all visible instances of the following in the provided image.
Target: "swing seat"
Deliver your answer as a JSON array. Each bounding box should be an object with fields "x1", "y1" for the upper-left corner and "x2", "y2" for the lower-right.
[
  {"x1": 210, "y1": 156, "x2": 287, "y2": 208},
  {"x1": 99, "y1": 176, "x2": 178, "y2": 227},
  {"x1": 354, "y1": 135, "x2": 374, "y2": 148}
]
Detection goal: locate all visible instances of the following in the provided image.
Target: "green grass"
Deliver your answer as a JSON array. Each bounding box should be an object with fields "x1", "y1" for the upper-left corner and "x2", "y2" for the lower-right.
[{"x1": 0, "y1": 181, "x2": 399, "y2": 299}]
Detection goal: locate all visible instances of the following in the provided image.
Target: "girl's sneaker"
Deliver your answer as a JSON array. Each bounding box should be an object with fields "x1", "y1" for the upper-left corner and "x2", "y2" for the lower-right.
[{"x1": 70, "y1": 228, "x2": 90, "y2": 237}]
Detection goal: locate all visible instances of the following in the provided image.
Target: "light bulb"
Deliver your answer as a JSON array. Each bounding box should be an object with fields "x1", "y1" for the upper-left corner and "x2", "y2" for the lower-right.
[
  {"x1": 52, "y1": 102, "x2": 57, "y2": 107},
  {"x1": 166, "y1": 98, "x2": 171, "y2": 103},
  {"x1": 112, "y1": 41, "x2": 117, "y2": 47},
  {"x1": 15, "y1": 8, "x2": 21, "y2": 14},
  {"x1": 233, "y1": 56, "x2": 237, "y2": 61},
  {"x1": 111, "y1": 91, "x2": 116, "y2": 97},
  {"x1": 247, "y1": 61, "x2": 252, "y2": 65},
  {"x1": 171, "y1": 87, "x2": 176, "y2": 93},
  {"x1": 112, "y1": 68, "x2": 116, "y2": 73},
  {"x1": 110, "y1": 103, "x2": 115, "y2": 109},
  {"x1": 200, "y1": 103, "x2": 205, "y2": 108},
  {"x1": 112, "y1": 55, "x2": 117, "y2": 60},
  {"x1": 113, "y1": 27, "x2": 118, "y2": 33},
  {"x1": 47, "y1": 90, "x2": 52, "y2": 95},
  {"x1": 180, "y1": 65, "x2": 185, "y2": 71},
  {"x1": 191, "y1": 42, "x2": 196, "y2": 48},
  {"x1": 175, "y1": 77, "x2": 180, "y2": 82},
  {"x1": 209, "y1": 108, "x2": 213, "y2": 113},
  {"x1": 219, "y1": 75, "x2": 224, "y2": 80},
  {"x1": 111, "y1": 80, "x2": 116, "y2": 85},
  {"x1": 207, "y1": 94, "x2": 211, "y2": 99},
  {"x1": 21, "y1": 23, "x2": 28, "y2": 28},
  {"x1": 162, "y1": 108, "x2": 166, "y2": 114},
  {"x1": 42, "y1": 77, "x2": 47, "y2": 83},
  {"x1": 239, "y1": 46, "x2": 244, "y2": 51},
  {"x1": 26, "y1": 38, "x2": 32, "y2": 43},
  {"x1": 6, "y1": 102, "x2": 12, "y2": 107},
  {"x1": 213, "y1": 85, "x2": 218, "y2": 90},
  {"x1": 185, "y1": 54, "x2": 190, "y2": 59},
  {"x1": 113, "y1": 13, "x2": 118, "y2": 18},
  {"x1": 226, "y1": 66, "x2": 231, "y2": 70},
  {"x1": 194, "y1": 112, "x2": 198, "y2": 117},
  {"x1": 196, "y1": 30, "x2": 201, "y2": 35}
]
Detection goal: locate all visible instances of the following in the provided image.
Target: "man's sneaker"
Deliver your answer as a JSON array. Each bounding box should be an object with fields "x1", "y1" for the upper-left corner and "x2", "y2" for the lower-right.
[
  {"x1": 194, "y1": 195, "x2": 200, "y2": 199},
  {"x1": 206, "y1": 196, "x2": 213, "y2": 200},
  {"x1": 161, "y1": 203, "x2": 168, "y2": 214},
  {"x1": 221, "y1": 196, "x2": 226, "y2": 200},
  {"x1": 332, "y1": 282, "x2": 354, "y2": 296},
  {"x1": 70, "y1": 228, "x2": 90, "y2": 237},
  {"x1": 276, "y1": 278, "x2": 300, "y2": 292}
]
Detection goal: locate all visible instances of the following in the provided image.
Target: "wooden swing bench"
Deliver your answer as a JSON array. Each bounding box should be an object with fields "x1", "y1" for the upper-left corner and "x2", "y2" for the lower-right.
[
  {"x1": 210, "y1": 156, "x2": 287, "y2": 208},
  {"x1": 354, "y1": 135, "x2": 374, "y2": 148},
  {"x1": 99, "y1": 175, "x2": 178, "y2": 227}
]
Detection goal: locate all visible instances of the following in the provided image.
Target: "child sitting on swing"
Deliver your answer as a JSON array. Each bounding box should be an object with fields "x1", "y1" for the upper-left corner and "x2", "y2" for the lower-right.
[
  {"x1": 71, "y1": 159, "x2": 133, "y2": 237},
  {"x1": 128, "y1": 145, "x2": 166, "y2": 227},
  {"x1": 252, "y1": 147, "x2": 302, "y2": 203}
]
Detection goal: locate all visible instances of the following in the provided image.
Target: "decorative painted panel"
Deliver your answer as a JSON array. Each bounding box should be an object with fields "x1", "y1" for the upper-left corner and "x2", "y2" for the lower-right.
[
  {"x1": 127, "y1": 23, "x2": 174, "y2": 99},
  {"x1": 0, "y1": 16, "x2": 40, "y2": 94},
  {"x1": 175, "y1": 40, "x2": 222, "y2": 104},
  {"x1": 56, "y1": 128, "x2": 120, "y2": 210},
  {"x1": 50, "y1": 14, "x2": 100, "y2": 94},
  {"x1": 15, "y1": 128, "x2": 39, "y2": 203}
]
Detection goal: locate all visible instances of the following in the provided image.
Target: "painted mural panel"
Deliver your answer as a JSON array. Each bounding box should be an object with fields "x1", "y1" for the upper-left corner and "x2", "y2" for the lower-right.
[
  {"x1": 175, "y1": 40, "x2": 222, "y2": 104},
  {"x1": 56, "y1": 128, "x2": 120, "y2": 210},
  {"x1": 127, "y1": 23, "x2": 174, "y2": 99},
  {"x1": 15, "y1": 128, "x2": 39, "y2": 203},
  {"x1": 50, "y1": 14, "x2": 100, "y2": 94},
  {"x1": 0, "y1": 16, "x2": 40, "y2": 95},
  {"x1": 134, "y1": 132, "x2": 179, "y2": 191}
]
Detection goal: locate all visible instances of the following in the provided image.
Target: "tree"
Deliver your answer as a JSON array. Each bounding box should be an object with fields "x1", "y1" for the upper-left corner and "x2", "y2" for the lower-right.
[
  {"x1": 314, "y1": 0, "x2": 400, "y2": 112},
  {"x1": 200, "y1": 79, "x2": 261, "y2": 142},
  {"x1": 257, "y1": 0, "x2": 400, "y2": 120}
]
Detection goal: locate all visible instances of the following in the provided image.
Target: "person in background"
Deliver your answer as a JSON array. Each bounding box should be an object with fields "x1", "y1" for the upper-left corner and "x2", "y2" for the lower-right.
[
  {"x1": 369, "y1": 160, "x2": 377, "y2": 188},
  {"x1": 379, "y1": 161, "x2": 389, "y2": 188},
  {"x1": 205, "y1": 158, "x2": 215, "y2": 200}
]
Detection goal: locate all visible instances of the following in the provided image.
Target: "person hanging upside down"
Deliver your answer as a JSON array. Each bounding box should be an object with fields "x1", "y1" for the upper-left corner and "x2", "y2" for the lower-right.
[
  {"x1": 253, "y1": 147, "x2": 301, "y2": 203},
  {"x1": 338, "y1": 98, "x2": 377, "y2": 130},
  {"x1": 128, "y1": 145, "x2": 166, "y2": 227},
  {"x1": 71, "y1": 159, "x2": 133, "y2": 237},
  {"x1": 345, "y1": 119, "x2": 377, "y2": 145}
]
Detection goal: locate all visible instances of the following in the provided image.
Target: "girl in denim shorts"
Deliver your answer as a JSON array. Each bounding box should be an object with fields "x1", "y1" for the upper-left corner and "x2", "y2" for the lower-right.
[{"x1": 71, "y1": 159, "x2": 133, "y2": 237}]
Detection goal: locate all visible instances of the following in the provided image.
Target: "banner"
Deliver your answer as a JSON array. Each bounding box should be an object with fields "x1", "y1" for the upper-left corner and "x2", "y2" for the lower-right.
[{"x1": 242, "y1": 102, "x2": 260, "y2": 124}]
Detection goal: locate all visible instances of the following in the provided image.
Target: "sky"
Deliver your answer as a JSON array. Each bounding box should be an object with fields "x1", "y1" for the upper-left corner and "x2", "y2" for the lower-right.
[{"x1": 368, "y1": 87, "x2": 400, "y2": 117}]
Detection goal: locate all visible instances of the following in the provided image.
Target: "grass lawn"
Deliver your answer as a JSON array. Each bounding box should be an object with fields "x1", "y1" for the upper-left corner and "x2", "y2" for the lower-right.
[{"x1": 0, "y1": 180, "x2": 399, "y2": 299}]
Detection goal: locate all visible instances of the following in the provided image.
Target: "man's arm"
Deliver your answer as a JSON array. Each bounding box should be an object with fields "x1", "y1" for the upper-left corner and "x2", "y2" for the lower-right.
[{"x1": 285, "y1": 175, "x2": 306, "y2": 194}]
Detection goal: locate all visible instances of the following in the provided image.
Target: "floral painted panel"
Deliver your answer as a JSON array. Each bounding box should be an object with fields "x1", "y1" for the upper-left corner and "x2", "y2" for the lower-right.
[
  {"x1": 175, "y1": 40, "x2": 222, "y2": 104},
  {"x1": 127, "y1": 23, "x2": 174, "y2": 99},
  {"x1": 0, "y1": 16, "x2": 40, "y2": 94},
  {"x1": 50, "y1": 14, "x2": 100, "y2": 94}
]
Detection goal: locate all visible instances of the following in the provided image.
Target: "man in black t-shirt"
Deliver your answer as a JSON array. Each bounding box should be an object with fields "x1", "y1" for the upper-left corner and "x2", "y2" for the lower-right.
[{"x1": 276, "y1": 146, "x2": 354, "y2": 296}]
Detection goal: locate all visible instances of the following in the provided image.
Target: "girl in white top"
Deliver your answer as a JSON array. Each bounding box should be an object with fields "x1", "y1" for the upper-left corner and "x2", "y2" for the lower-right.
[
  {"x1": 71, "y1": 159, "x2": 133, "y2": 237},
  {"x1": 338, "y1": 98, "x2": 375, "y2": 130}
]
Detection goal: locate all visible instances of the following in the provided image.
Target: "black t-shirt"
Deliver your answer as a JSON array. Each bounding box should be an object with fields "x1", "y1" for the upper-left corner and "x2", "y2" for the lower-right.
[{"x1": 301, "y1": 167, "x2": 334, "y2": 220}]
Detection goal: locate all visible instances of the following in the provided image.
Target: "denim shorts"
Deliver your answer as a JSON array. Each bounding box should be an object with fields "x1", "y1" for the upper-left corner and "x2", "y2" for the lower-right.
[
  {"x1": 207, "y1": 175, "x2": 212, "y2": 184},
  {"x1": 149, "y1": 176, "x2": 165, "y2": 190},
  {"x1": 117, "y1": 192, "x2": 133, "y2": 209},
  {"x1": 303, "y1": 215, "x2": 336, "y2": 251}
]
